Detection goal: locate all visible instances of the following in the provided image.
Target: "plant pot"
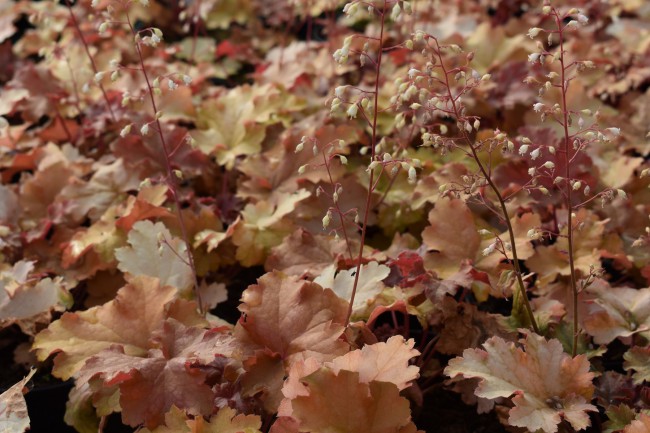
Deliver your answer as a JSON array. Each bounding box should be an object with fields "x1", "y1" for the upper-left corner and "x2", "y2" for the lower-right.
[
  {"x1": 25, "y1": 379, "x2": 135, "y2": 433},
  {"x1": 25, "y1": 380, "x2": 76, "y2": 433}
]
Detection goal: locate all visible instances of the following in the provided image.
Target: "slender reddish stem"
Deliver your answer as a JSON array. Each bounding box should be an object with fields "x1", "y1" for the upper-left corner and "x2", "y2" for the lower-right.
[
  {"x1": 54, "y1": 105, "x2": 75, "y2": 143},
  {"x1": 125, "y1": 11, "x2": 204, "y2": 314},
  {"x1": 433, "y1": 39, "x2": 539, "y2": 334},
  {"x1": 321, "y1": 148, "x2": 354, "y2": 260},
  {"x1": 189, "y1": 0, "x2": 202, "y2": 64},
  {"x1": 554, "y1": 11, "x2": 580, "y2": 356},
  {"x1": 346, "y1": 1, "x2": 387, "y2": 325},
  {"x1": 63, "y1": 0, "x2": 116, "y2": 122}
]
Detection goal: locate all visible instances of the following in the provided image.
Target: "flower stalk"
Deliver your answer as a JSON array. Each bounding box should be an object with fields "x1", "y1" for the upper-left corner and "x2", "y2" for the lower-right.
[{"x1": 123, "y1": 8, "x2": 204, "y2": 315}]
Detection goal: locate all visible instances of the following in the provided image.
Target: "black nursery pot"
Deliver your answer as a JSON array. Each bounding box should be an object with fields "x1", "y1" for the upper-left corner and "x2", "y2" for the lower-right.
[
  {"x1": 25, "y1": 380, "x2": 77, "y2": 433},
  {"x1": 25, "y1": 380, "x2": 133, "y2": 433}
]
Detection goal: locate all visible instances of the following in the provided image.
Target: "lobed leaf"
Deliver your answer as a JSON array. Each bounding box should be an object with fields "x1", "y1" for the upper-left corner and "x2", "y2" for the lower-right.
[
  {"x1": 32, "y1": 276, "x2": 203, "y2": 380},
  {"x1": 235, "y1": 271, "x2": 349, "y2": 362},
  {"x1": 445, "y1": 333, "x2": 596, "y2": 433}
]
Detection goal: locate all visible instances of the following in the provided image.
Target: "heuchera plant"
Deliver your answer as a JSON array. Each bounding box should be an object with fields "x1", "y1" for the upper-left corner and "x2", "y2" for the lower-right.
[{"x1": 0, "y1": 0, "x2": 649, "y2": 432}]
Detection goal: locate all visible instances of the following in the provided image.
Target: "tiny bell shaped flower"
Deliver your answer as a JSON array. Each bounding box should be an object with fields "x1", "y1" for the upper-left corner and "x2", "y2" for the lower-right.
[
  {"x1": 408, "y1": 166, "x2": 417, "y2": 184},
  {"x1": 528, "y1": 53, "x2": 541, "y2": 63},
  {"x1": 322, "y1": 212, "x2": 332, "y2": 229},
  {"x1": 332, "y1": 49, "x2": 348, "y2": 65},
  {"x1": 346, "y1": 104, "x2": 359, "y2": 119},
  {"x1": 482, "y1": 242, "x2": 497, "y2": 256},
  {"x1": 140, "y1": 124, "x2": 150, "y2": 136},
  {"x1": 519, "y1": 144, "x2": 530, "y2": 156},
  {"x1": 120, "y1": 124, "x2": 132, "y2": 137},
  {"x1": 533, "y1": 103, "x2": 545, "y2": 112},
  {"x1": 527, "y1": 27, "x2": 543, "y2": 38},
  {"x1": 342, "y1": 2, "x2": 358, "y2": 16},
  {"x1": 391, "y1": 3, "x2": 402, "y2": 20}
]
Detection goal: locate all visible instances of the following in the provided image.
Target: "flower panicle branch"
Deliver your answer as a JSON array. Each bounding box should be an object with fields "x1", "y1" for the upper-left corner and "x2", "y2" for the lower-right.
[
  {"x1": 396, "y1": 31, "x2": 540, "y2": 333},
  {"x1": 97, "y1": 0, "x2": 204, "y2": 314}
]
